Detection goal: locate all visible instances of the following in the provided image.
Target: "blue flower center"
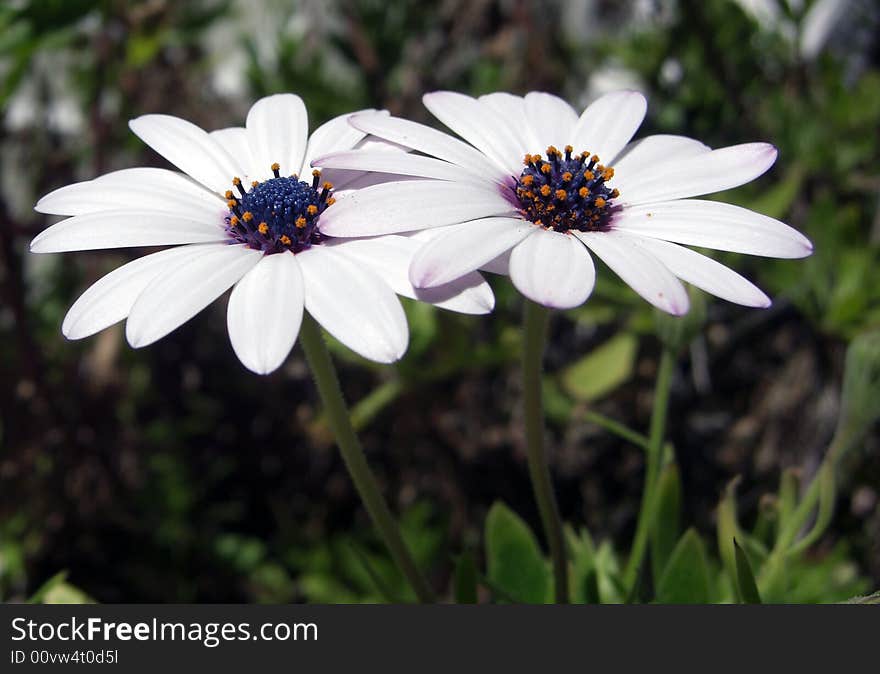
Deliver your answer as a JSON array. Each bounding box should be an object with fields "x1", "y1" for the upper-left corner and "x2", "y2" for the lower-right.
[
  {"x1": 225, "y1": 164, "x2": 334, "y2": 254},
  {"x1": 513, "y1": 145, "x2": 619, "y2": 232}
]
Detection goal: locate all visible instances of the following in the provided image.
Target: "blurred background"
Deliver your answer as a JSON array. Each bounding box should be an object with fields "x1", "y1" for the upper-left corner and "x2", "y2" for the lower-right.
[{"x1": 1, "y1": 0, "x2": 878, "y2": 603}]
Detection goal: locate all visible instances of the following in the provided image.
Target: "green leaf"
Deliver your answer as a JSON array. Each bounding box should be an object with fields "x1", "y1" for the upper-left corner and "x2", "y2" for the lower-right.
[
  {"x1": 734, "y1": 539, "x2": 762, "y2": 604},
  {"x1": 651, "y1": 463, "x2": 682, "y2": 588},
  {"x1": 453, "y1": 552, "x2": 478, "y2": 604},
  {"x1": 485, "y1": 502, "x2": 550, "y2": 603},
  {"x1": 656, "y1": 529, "x2": 712, "y2": 604},
  {"x1": 566, "y1": 525, "x2": 599, "y2": 604},
  {"x1": 560, "y1": 334, "x2": 637, "y2": 402}
]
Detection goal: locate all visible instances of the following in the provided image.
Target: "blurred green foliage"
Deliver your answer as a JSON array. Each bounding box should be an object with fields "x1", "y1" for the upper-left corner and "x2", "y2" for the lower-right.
[{"x1": 1, "y1": 0, "x2": 878, "y2": 603}]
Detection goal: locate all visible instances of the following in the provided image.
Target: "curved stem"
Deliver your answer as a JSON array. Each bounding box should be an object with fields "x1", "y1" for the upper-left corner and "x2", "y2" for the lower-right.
[
  {"x1": 624, "y1": 347, "x2": 674, "y2": 590},
  {"x1": 522, "y1": 299, "x2": 568, "y2": 603},
  {"x1": 299, "y1": 315, "x2": 435, "y2": 603}
]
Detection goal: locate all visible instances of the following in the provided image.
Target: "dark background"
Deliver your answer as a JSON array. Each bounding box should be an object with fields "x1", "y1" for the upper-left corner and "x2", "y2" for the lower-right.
[{"x1": 1, "y1": 0, "x2": 878, "y2": 602}]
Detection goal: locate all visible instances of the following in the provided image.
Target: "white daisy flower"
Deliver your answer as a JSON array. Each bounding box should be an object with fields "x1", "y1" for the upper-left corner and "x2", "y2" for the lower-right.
[
  {"x1": 31, "y1": 94, "x2": 494, "y2": 374},
  {"x1": 312, "y1": 90, "x2": 813, "y2": 314}
]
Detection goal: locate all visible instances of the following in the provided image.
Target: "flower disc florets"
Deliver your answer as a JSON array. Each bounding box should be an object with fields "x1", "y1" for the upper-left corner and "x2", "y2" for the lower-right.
[
  {"x1": 514, "y1": 145, "x2": 619, "y2": 232},
  {"x1": 225, "y1": 164, "x2": 335, "y2": 254}
]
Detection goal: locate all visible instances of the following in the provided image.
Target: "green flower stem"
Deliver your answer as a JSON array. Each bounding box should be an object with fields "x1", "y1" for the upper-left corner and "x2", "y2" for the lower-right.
[
  {"x1": 522, "y1": 299, "x2": 568, "y2": 603},
  {"x1": 623, "y1": 347, "x2": 675, "y2": 590},
  {"x1": 299, "y1": 315, "x2": 435, "y2": 604}
]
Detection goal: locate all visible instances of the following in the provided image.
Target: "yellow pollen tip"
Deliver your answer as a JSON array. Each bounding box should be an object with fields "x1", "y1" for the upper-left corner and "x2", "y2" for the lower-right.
[
  {"x1": 312, "y1": 169, "x2": 321, "y2": 177},
  {"x1": 611, "y1": 188, "x2": 620, "y2": 198},
  {"x1": 271, "y1": 162, "x2": 280, "y2": 171},
  {"x1": 584, "y1": 171, "x2": 595, "y2": 180},
  {"x1": 258, "y1": 222, "x2": 268, "y2": 234},
  {"x1": 295, "y1": 217, "x2": 307, "y2": 229},
  {"x1": 555, "y1": 189, "x2": 567, "y2": 200},
  {"x1": 591, "y1": 155, "x2": 599, "y2": 163},
  {"x1": 307, "y1": 205, "x2": 318, "y2": 215},
  {"x1": 523, "y1": 154, "x2": 532, "y2": 165},
  {"x1": 540, "y1": 185, "x2": 551, "y2": 197},
  {"x1": 532, "y1": 154, "x2": 542, "y2": 163},
  {"x1": 540, "y1": 164, "x2": 551, "y2": 174},
  {"x1": 252, "y1": 181, "x2": 259, "y2": 187},
  {"x1": 595, "y1": 197, "x2": 606, "y2": 208},
  {"x1": 562, "y1": 172, "x2": 572, "y2": 182},
  {"x1": 229, "y1": 215, "x2": 239, "y2": 226},
  {"x1": 578, "y1": 187, "x2": 589, "y2": 198},
  {"x1": 280, "y1": 235, "x2": 292, "y2": 245},
  {"x1": 232, "y1": 177, "x2": 241, "y2": 186},
  {"x1": 224, "y1": 190, "x2": 233, "y2": 199},
  {"x1": 327, "y1": 197, "x2": 336, "y2": 205},
  {"x1": 242, "y1": 211, "x2": 254, "y2": 222},
  {"x1": 323, "y1": 182, "x2": 333, "y2": 190},
  {"x1": 564, "y1": 145, "x2": 573, "y2": 154},
  {"x1": 603, "y1": 167, "x2": 615, "y2": 180},
  {"x1": 227, "y1": 200, "x2": 237, "y2": 209},
  {"x1": 521, "y1": 175, "x2": 534, "y2": 186}
]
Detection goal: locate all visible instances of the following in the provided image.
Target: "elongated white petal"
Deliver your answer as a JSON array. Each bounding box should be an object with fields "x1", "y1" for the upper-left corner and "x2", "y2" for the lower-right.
[
  {"x1": 481, "y1": 248, "x2": 512, "y2": 275},
  {"x1": 129, "y1": 114, "x2": 244, "y2": 194},
  {"x1": 329, "y1": 235, "x2": 494, "y2": 314},
  {"x1": 36, "y1": 168, "x2": 224, "y2": 219},
  {"x1": 570, "y1": 91, "x2": 647, "y2": 164},
  {"x1": 633, "y1": 236, "x2": 771, "y2": 308},
  {"x1": 301, "y1": 110, "x2": 375, "y2": 174},
  {"x1": 349, "y1": 112, "x2": 505, "y2": 182},
  {"x1": 318, "y1": 180, "x2": 516, "y2": 237},
  {"x1": 126, "y1": 244, "x2": 262, "y2": 347},
  {"x1": 524, "y1": 92, "x2": 578, "y2": 151},
  {"x1": 611, "y1": 199, "x2": 812, "y2": 258},
  {"x1": 227, "y1": 252, "x2": 305, "y2": 374},
  {"x1": 615, "y1": 143, "x2": 778, "y2": 205},
  {"x1": 423, "y1": 91, "x2": 523, "y2": 174},
  {"x1": 297, "y1": 246, "x2": 408, "y2": 363},
  {"x1": 246, "y1": 94, "x2": 309, "y2": 181},
  {"x1": 314, "y1": 150, "x2": 468, "y2": 182},
  {"x1": 62, "y1": 245, "x2": 202, "y2": 339},
  {"x1": 210, "y1": 127, "x2": 257, "y2": 179},
  {"x1": 509, "y1": 229, "x2": 596, "y2": 309},
  {"x1": 30, "y1": 210, "x2": 227, "y2": 253},
  {"x1": 480, "y1": 93, "x2": 540, "y2": 150},
  {"x1": 409, "y1": 217, "x2": 534, "y2": 288},
  {"x1": 575, "y1": 230, "x2": 689, "y2": 315},
  {"x1": 611, "y1": 135, "x2": 710, "y2": 177}
]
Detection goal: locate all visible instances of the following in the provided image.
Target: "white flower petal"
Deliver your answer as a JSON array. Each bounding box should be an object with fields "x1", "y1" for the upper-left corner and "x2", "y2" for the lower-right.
[
  {"x1": 36, "y1": 168, "x2": 224, "y2": 219},
  {"x1": 615, "y1": 143, "x2": 778, "y2": 205},
  {"x1": 313, "y1": 150, "x2": 470, "y2": 182},
  {"x1": 329, "y1": 235, "x2": 494, "y2": 315},
  {"x1": 575, "y1": 230, "x2": 689, "y2": 315},
  {"x1": 318, "y1": 180, "x2": 516, "y2": 237},
  {"x1": 349, "y1": 112, "x2": 505, "y2": 182},
  {"x1": 611, "y1": 135, "x2": 710, "y2": 178},
  {"x1": 300, "y1": 110, "x2": 375, "y2": 174},
  {"x1": 246, "y1": 94, "x2": 309, "y2": 181},
  {"x1": 297, "y1": 246, "x2": 408, "y2": 363},
  {"x1": 479, "y1": 92, "x2": 540, "y2": 149},
  {"x1": 227, "y1": 252, "x2": 305, "y2": 374},
  {"x1": 30, "y1": 210, "x2": 227, "y2": 253},
  {"x1": 210, "y1": 127, "x2": 257, "y2": 178},
  {"x1": 126, "y1": 244, "x2": 262, "y2": 347},
  {"x1": 509, "y1": 228, "x2": 596, "y2": 309},
  {"x1": 423, "y1": 91, "x2": 523, "y2": 174},
  {"x1": 129, "y1": 114, "x2": 244, "y2": 194},
  {"x1": 62, "y1": 245, "x2": 202, "y2": 339},
  {"x1": 570, "y1": 91, "x2": 647, "y2": 164},
  {"x1": 409, "y1": 217, "x2": 534, "y2": 288},
  {"x1": 481, "y1": 248, "x2": 512, "y2": 275},
  {"x1": 523, "y1": 92, "x2": 579, "y2": 151},
  {"x1": 633, "y1": 236, "x2": 771, "y2": 308},
  {"x1": 611, "y1": 199, "x2": 812, "y2": 258}
]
